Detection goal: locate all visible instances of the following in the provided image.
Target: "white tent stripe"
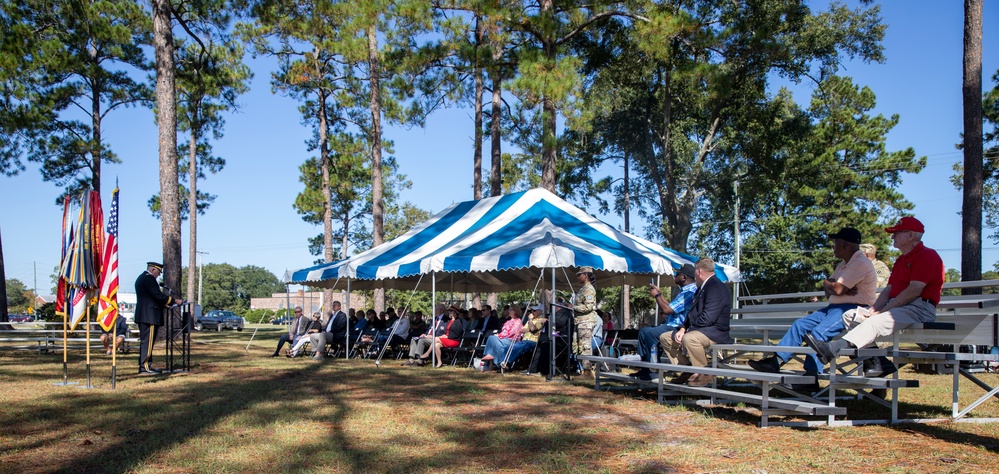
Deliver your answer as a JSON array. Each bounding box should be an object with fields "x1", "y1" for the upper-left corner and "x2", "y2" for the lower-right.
[{"x1": 290, "y1": 188, "x2": 740, "y2": 291}]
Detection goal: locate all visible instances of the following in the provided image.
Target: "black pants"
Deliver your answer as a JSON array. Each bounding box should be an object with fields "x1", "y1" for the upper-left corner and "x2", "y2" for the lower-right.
[
  {"x1": 138, "y1": 322, "x2": 160, "y2": 371},
  {"x1": 531, "y1": 337, "x2": 570, "y2": 376},
  {"x1": 274, "y1": 334, "x2": 293, "y2": 354}
]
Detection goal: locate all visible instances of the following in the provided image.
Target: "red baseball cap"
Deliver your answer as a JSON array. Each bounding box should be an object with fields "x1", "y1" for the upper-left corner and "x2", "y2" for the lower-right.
[{"x1": 885, "y1": 216, "x2": 924, "y2": 233}]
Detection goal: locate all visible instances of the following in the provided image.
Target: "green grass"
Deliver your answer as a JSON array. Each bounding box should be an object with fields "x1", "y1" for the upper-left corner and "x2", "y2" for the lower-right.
[{"x1": 1, "y1": 328, "x2": 998, "y2": 473}]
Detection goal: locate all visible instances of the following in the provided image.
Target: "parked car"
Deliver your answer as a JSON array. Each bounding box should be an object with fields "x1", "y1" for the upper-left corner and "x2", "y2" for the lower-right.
[
  {"x1": 8, "y1": 313, "x2": 34, "y2": 323},
  {"x1": 271, "y1": 316, "x2": 293, "y2": 325},
  {"x1": 195, "y1": 310, "x2": 244, "y2": 332}
]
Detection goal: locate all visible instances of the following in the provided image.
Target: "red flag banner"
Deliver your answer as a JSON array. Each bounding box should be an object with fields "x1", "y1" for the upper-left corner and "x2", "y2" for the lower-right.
[
  {"x1": 98, "y1": 188, "x2": 120, "y2": 331},
  {"x1": 56, "y1": 196, "x2": 70, "y2": 316}
]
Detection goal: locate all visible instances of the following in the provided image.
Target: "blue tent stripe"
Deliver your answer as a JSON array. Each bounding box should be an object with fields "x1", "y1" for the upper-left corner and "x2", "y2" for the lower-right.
[
  {"x1": 289, "y1": 188, "x2": 740, "y2": 288},
  {"x1": 448, "y1": 200, "x2": 653, "y2": 271},
  {"x1": 354, "y1": 200, "x2": 477, "y2": 270},
  {"x1": 353, "y1": 192, "x2": 525, "y2": 279}
]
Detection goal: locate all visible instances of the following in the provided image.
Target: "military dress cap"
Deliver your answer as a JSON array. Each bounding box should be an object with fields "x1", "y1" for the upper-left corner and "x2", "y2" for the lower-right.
[
  {"x1": 147, "y1": 262, "x2": 164, "y2": 270},
  {"x1": 828, "y1": 227, "x2": 862, "y2": 244},
  {"x1": 676, "y1": 264, "x2": 696, "y2": 279},
  {"x1": 885, "y1": 216, "x2": 925, "y2": 233},
  {"x1": 576, "y1": 266, "x2": 595, "y2": 274}
]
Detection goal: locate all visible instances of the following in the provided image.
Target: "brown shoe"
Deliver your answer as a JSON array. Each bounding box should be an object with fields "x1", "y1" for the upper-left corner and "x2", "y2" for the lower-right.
[
  {"x1": 687, "y1": 374, "x2": 715, "y2": 387},
  {"x1": 670, "y1": 372, "x2": 693, "y2": 384}
]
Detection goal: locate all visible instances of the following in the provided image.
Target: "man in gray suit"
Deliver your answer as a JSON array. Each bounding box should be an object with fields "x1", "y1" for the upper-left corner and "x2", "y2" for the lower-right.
[
  {"x1": 270, "y1": 306, "x2": 309, "y2": 357},
  {"x1": 310, "y1": 301, "x2": 347, "y2": 360}
]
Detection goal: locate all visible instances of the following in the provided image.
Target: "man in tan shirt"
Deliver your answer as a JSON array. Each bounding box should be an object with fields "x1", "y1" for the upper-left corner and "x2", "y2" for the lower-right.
[{"x1": 748, "y1": 227, "x2": 877, "y2": 383}]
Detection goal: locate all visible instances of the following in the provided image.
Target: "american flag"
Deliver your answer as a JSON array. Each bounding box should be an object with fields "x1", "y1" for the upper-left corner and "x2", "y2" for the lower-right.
[{"x1": 98, "y1": 188, "x2": 120, "y2": 331}]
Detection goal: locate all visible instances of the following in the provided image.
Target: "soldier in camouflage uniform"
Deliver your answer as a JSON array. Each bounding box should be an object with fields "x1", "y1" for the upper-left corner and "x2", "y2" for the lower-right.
[
  {"x1": 573, "y1": 266, "x2": 598, "y2": 361},
  {"x1": 860, "y1": 243, "x2": 891, "y2": 289}
]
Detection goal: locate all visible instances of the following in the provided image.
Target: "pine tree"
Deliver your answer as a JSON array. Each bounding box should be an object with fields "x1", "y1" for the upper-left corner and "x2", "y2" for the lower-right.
[{"x1": 1, "y1": 0, "x2": 151, "y2": 201}]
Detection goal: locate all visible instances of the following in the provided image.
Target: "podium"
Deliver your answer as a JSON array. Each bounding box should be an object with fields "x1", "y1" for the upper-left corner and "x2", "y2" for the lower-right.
[{"x1": 163, "y1": 302, "x2": 193, "y2": 372}]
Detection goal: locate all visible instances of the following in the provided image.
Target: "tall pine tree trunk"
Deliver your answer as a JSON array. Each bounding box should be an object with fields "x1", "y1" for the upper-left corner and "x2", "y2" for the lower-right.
[
  {"x1": 487, "y1": 49, "x2": 503, "y2": 312},
  {"x1": 319, "y1": 87, "x2": 335, "y2": 310},
  {"x1": 368, "y1": 25, "x2": 385, "y2": 313},
  {"x1": 473, "y1": 16, "x2": 484, "y2": 201},
  {"x1": 539, "y1": 0, "x2": 556, "y2": 193},
  {"x1": 154, "y1": 0, "x2": 181, "y2": 295},
  {"x1": 0, "y1": 225, "x2": 8, "y2": 324},
  {"x1": 90, "y1": 79, "x2": 102, "y2": 194},
  {"x1": 186, "y1": 113, "x2": 199, "y2": 300},
  {"x1": 489, "y1": 42, "x2": 502, "y2": 197},
  {"x1": 962, "y1": 0, "x2": 983, "y2": 293},
  {"x1": 540, "y1": 40, "x2": 557, "y2": 193}
]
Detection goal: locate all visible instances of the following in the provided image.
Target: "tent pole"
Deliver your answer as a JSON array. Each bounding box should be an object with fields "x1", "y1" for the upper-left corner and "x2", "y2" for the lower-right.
[
  {"x1": 549, "y1": 267, "x2": 556, "y2": 381},
  {"x1": 346, "y1": 278, "x2": 351, "y2": 360},
  {"x1": 655, "y1": 275, "x2": 661, "y2": 326},
  {"x1": 375, "y1": 273, "x2": 424, "y2": 366},
  {"x1": 432, "y1": 272, "x2": 436, "y2": 368}
]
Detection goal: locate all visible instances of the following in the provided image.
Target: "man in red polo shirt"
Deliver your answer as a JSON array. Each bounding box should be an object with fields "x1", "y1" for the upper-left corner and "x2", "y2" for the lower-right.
[{"x1": 806, "y1": 217, "x2": 945, "y2": 371}]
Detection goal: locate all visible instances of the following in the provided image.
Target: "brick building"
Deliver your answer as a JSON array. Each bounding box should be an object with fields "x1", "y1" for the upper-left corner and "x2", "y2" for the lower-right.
[{"x1": 250, "y1": 290, "x2": 368, "y2": 315}]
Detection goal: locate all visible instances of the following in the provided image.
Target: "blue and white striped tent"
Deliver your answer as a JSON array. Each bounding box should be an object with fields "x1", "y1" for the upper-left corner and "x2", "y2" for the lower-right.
[{"x1": 291, "y1": 188, "x2": 739, "y2": 292}]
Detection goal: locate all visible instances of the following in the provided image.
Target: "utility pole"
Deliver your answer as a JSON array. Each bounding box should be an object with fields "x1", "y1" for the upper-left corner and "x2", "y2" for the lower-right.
[
  {"x1": 622, "y1": 154, "x2": 631, "y2": 329},
  {"x1": 196, "y1": 250, "x2": 208, "y2": 306},
  {"x1": 733, "y1": 180, "x2": 741, "y2": 312}
]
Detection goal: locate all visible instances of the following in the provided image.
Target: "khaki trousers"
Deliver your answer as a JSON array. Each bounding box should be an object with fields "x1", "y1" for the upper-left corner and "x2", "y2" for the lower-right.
[
  {"x1": 842, "y1": 298, "x2": 936, "y2": 348},
  {"x1": 658, "y1": 329, "x2": 717, "y2": 367}
]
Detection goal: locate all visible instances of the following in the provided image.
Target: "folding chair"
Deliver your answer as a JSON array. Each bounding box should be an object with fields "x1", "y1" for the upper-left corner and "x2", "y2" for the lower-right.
[
  {"x1": 467, "y1": 329, "x2": 498, "y2": 368},
  {"x1": 442, "y1": 328, "x2": 480, "y2": 367},
  {"x1": 456, "y1": 328, "x2": 484, "y2": 368},
  {"x1": 349, "y1": 328, "x2": 379, "y2": 359},
  {"x1": 325, "y1": 332, "x2": 350, "y2": 359}
]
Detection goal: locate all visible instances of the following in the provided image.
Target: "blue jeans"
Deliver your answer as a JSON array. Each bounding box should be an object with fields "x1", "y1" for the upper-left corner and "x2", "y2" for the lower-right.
[
  {"x1": 638, "y1": 323, "x2": 675, "y2": 362},
  {"x1": 507, "y1": 340, "x2": 536, "y2": 364},
  {"x1": 775, "y1": 303, "x2": 858, "y2": 374},
  {"x1": 483, "y1": 335, "x2": 515, "y2": 362}
]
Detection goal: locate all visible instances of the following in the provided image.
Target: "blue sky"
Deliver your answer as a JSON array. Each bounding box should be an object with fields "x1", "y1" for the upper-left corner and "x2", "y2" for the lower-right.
[{"x1": 2, "y1": 1, "x2": 997, "y2": 297}]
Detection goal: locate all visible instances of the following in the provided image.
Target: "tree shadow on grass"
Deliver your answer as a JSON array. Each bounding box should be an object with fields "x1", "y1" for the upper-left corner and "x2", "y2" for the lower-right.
[
  {"x1": 887, "y1": 422, "x2": 999, "y2": 454},
  {"x1": 0, "y1": 355, "x2": 687, "y2": 473},
  {"x1": 316, "y1": 365, "x2": 681, "y2": 473},
  {"x1": 0, "y1": 362, "x2": 335, "y2": 473}
]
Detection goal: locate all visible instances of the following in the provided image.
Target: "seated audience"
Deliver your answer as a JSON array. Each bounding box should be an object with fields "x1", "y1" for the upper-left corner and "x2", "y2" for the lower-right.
[
  {"x1": 509, "y1": 304, "x2": 546, "y2": 370},
  {"x1": 309, "y1": 301, "x2": 348, "y2": 361},
  {"x1": 101, "y1": 314, "x2": 130, "y2": 355},
  {"x1": 418, "y1": 306, "x2": 464, "y2": 368},
  {"x1": 408, "y1": 311, "x2": 426, "y2": 339},
  {"x1": 404, "y1": 304, "x2": 447, "y2": 366},
  {"x1": 288, "y1": 312, "x2": 324, "y2": 357},
  {"x1": 658, "y1": 258, "x2": 732, "y2": 387},
  {"x1": 480, "y1": 307, "x2": 524, "y2": 371},
  {"x1": 271, "y1": 306, "x2": 310, "y2": 357},
  {"x1": 631, "y1": 264, "x2": 697, "y2": 381},
  {"x1": 368, "y1": 309, "x2": 385, "y2": 331}
]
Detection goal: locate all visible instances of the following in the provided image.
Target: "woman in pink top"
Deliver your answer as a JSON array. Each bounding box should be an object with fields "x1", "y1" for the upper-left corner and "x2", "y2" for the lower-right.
[{"x1": 479, "y1": 307, "x2": 524, "y2": 370}]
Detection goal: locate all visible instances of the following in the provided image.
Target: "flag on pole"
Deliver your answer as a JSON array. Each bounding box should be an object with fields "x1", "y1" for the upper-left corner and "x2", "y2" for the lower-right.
[
  {"x1": 66, "y1": 191, "x2": 104, "y2": 330},
  {"x1": 55, "y1": 196, "x2": 71, "y2": 316},
  {"x1": 67, "y1": 286, "x2": 90, "y2": 329},
  {"x1": 98, "y1": 188, "x2": 120, "y2": 331},
  {"x1": 89, "y1": 190, "x2": 105, "y2": 284}
]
